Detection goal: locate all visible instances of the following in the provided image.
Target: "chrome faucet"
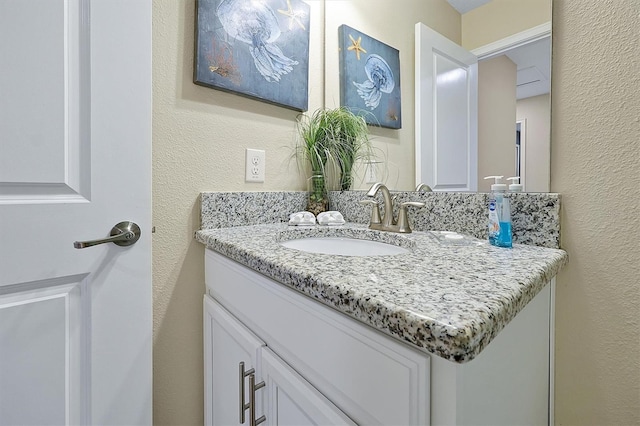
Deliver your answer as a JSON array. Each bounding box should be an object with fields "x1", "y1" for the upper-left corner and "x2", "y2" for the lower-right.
[{"x1": 360, "y1": 183, "x2": 425, "y2": 233}]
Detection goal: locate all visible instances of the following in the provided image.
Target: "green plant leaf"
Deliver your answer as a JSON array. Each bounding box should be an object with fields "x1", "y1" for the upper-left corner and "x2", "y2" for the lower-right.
[{"x1": 294, "y1": 107, "x2": 377, "y2": 191}]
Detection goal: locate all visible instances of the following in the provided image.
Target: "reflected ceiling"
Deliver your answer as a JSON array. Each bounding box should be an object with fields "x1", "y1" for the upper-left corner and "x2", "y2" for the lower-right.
[
  {"x1": 448, "y1": 0, "x2": 551, "y2": 101},
  {"x1": 446, "y1": 0, "x2": 492, "y2": 14},
  {"x1": 506, "y1": 37, "x2": 551, "y2": 99}
]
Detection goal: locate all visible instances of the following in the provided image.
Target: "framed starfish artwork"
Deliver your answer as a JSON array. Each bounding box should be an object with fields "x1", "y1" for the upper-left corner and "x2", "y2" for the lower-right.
[
  {"x1": 194, "y1": 0, "x2": 310, "y2": 111},
  {"x1": 338, "y1": 25, "x2": 402, "y2": 129}
]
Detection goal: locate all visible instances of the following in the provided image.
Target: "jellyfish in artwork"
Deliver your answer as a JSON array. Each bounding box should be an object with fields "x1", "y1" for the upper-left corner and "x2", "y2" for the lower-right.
[
  {"x1": 352, "y1": 54, "x2": 395, "y2": 110},
  {"x1": 216, "y1": 0, "x2": 298, "y2": 82}
]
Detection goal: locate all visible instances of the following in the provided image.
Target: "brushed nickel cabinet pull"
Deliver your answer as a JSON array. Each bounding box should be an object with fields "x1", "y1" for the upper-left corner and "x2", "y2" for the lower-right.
[
  {"x1": 248, "y1": 373, "x2": 266, "y2": 426},
  {"x1": 239, "y1": 361, "x2": 255, "y2": 424}
]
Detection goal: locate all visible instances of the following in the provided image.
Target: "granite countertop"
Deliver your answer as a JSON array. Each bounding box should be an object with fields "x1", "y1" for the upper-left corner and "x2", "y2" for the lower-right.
[{"x1": 196, "y1": 223, "x2": 568, "y2": 363}]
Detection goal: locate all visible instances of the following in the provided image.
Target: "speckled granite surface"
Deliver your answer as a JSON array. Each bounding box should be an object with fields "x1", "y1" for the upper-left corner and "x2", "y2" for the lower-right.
[
  {"x1": 200, "y1": 190, "x2": 561, "y2": 248},
  {"x1": 330, "y1": 191, "x2": 561, "y2": 248},
  {"x1": 196, "y1": 223, "x2": 568, "y2": 363},
  {"x1": 201, "y1": 191, "x2": 307, "y2": 229}
]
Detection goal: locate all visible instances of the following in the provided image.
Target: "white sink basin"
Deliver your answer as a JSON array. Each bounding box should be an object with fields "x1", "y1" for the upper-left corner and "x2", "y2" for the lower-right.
[{"x1": 280, "y1": 237, "x2": 410, "y2": 256}]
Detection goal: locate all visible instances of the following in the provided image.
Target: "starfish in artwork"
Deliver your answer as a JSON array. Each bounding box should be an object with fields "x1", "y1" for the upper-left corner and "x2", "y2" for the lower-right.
[
  {"x1": 348, "y1": 34, "x2": 367, "y2": 60},
  {"x1": 277, "y1": 0, "x2": 306, "y2": 30}
]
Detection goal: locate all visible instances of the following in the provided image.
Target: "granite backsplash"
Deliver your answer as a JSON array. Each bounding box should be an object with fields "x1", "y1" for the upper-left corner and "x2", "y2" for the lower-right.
[{"x1": 200, "y1": 190, "x2": 561, "y2": 248}]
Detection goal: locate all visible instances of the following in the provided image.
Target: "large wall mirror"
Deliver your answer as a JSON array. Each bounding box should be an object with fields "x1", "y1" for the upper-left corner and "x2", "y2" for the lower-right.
[
  {"x1": 323, "y1": 0, "x2": 551, "y2": 193},
  {"x1": 470, "y1": 9, "x2": 551, "y2": 193}
]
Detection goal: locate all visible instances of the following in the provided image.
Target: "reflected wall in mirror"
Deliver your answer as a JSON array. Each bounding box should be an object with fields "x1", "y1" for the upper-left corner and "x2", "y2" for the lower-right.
[
  {"x1": 325, "y1": 0, "x2": 551, "y2": 193},
  {"x1": 324, "y1": 0, "x2": 461, "y2": 191},
  {"x1": 427, "y1": 0, "x2": 552, "y2": 193},
  {"x1": 470, "y1": 21, "x2": 551, "y2": 193}
]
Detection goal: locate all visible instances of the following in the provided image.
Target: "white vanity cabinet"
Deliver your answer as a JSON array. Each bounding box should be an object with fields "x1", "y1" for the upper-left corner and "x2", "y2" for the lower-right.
[
  {"x1": 260, "y1": 344, "x2": 356, "y2": 425},
  {"x1": 204, "y1": 296, "x2": 355, "y2": 425},
  {"x1": 204, "y1": 249, "x2": 554, "y2": 425},
  {"x1": 204, "y1": 296, "x2": 263, "y2": 426}
]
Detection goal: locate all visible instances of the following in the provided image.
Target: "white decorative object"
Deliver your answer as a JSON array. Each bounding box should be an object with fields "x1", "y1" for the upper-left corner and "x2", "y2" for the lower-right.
[
  {"x1": 288, "y1": 211, "x2": 316, "y2": 226},
  {"x1": 316, "y1": 211, "x2": 345, "y2": 225}
]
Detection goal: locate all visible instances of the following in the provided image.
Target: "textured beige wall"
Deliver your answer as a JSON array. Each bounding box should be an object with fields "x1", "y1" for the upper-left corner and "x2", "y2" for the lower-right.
[
  {"x1": 517, "y1": 94, "x2": 550, "y2": 192},
  {"x1": 324, "y1": 0, "x2": 460, "y2": 190},
  {"x1": 152, "y1": 1, "x2": 323, "y2": 424},
  {"x1": 552, "y1": 0, "x2": 640, "y2": 424},
  {"x1": 477, "y1": 55, "x2": 517, "y2": 192},
  {"x1": 152, "y1": 1, "x2": 458, "y2": 424},
  {"x1": 462, "y1": 0, "x2": 551, "y2": 50},
  {"x1": 154, "y1": 0, "x2": 640, "y2": 424}
]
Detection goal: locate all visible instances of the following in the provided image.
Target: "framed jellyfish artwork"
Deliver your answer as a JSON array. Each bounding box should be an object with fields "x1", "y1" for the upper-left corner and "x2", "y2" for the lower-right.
[
  {"x1": 338, "y1": 25, "x2": 402, "y2": 129},
  {"x1": 194, "y1": 0, "x2": 311, "y2": 111}
]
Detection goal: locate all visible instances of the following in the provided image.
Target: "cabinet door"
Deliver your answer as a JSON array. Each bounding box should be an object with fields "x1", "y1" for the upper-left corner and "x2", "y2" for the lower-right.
[
  {"x1": 204, "y1": 296, "x2": 265, "y2": 426},
  {"x1": 260, "y1": 348, "x2": 356, "y2": 426}
]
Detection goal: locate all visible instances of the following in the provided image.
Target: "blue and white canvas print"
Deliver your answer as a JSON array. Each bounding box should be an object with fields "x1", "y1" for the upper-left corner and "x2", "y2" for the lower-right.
[
  {"x1": 338, "y1": 25, "x2": 401, "y2": 129},
  {"x1": 195, "y1": 0, "x2": 310, "y2": 111}
]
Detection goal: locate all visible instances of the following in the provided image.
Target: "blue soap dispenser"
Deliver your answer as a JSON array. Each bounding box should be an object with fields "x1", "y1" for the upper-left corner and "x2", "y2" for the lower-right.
[{"x1": 484, "y1": 176, "x2": 512, "y2": 248}]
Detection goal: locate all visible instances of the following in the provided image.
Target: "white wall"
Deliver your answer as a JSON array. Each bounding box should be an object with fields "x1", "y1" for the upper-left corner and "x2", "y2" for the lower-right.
[
  {"x1": 477, "y1": 55, "x2": 517, "y2": 192},
  {"x1": 517, "y1": 94, "x2": 550, "y2": 192}
]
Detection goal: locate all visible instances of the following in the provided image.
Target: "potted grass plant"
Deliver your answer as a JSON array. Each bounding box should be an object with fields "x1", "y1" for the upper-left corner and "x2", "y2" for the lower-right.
[{"x1": 295, "y1": 107, "x2": 375, "y2": 214}]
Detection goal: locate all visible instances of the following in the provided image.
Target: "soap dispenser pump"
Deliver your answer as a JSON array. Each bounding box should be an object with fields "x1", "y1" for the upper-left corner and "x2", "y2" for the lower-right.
[
  {"x1": 483, "y1": 176, "x2": 512, "y2": 248},
  {"x1": 507, "y1": 177, "x2": 523, "y2": 192}
]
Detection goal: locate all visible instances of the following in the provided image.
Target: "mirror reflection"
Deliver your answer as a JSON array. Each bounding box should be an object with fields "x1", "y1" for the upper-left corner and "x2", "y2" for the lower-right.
[
  {"x1": 323, "y1": 0, "x2": 551, "y2": 193},
  {"x1": 473, "y1": 23, "x2": 551, "y2": 193}
]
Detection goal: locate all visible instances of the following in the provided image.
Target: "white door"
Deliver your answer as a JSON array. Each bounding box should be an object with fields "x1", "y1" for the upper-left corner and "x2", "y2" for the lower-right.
[
  {"x1": 415, "y1": 23, "x2": 478, "y2": 192},
  {"x1": 260, "y1": 349, "x2": 356, "y2": 426},
  {"x1": 0, "y1": 0, "x2": 152, "y2": 424}
]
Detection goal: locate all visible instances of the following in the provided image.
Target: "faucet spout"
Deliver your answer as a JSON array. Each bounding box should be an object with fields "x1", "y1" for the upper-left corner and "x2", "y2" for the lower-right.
[
  {"x1": 366, "y1": 182, "x2": 394, "y2": 227},
  {"x1": 362, "y1": 183, "x2": 422, "y2": 233}
]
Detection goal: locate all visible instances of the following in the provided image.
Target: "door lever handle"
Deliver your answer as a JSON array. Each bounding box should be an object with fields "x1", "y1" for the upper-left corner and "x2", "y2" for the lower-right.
[{"x1": 74, "y1": 221, "x2": 141, "y2": 249}]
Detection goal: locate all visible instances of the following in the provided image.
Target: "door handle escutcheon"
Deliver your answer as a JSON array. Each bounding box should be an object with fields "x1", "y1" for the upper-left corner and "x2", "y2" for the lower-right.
[{"x1": 74, "y1": 221, "x2": 141, "y2": 249}]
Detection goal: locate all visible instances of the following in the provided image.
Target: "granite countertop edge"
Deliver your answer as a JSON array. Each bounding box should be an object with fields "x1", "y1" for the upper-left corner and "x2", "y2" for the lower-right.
[{"x1": 196, "y1": 223, "x2": 568, "y2": 363}]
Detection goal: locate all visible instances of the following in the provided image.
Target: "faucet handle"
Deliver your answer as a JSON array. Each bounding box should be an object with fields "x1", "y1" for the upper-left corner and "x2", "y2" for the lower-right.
[
  {"x1": 359, "y1": 199, "x2": 382, "y2": 225},
  {"x1": 415, "y1": 183, "x2": 432, "y2": 192},
  {"x1": 396, "y1": 201, "x2": 426, "y2": 233},
  {"x1": 401, "y1": 201, "x2": 426, "y2": 209}
]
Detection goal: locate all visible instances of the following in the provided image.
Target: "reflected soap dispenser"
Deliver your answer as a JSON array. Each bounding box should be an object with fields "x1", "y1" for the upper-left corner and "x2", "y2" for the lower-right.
[
  {"x1": 484, "y1": 176, "x2": 512, "y2": 248},
  {"x1": 507, "y1": 177, "x2": 523, "y2": 192}
]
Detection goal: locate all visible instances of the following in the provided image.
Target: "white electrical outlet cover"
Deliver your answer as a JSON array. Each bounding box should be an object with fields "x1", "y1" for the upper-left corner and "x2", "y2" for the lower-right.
[{"x1": 245, "y1": 149, "x2": 265, "y2": 182}]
